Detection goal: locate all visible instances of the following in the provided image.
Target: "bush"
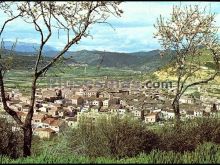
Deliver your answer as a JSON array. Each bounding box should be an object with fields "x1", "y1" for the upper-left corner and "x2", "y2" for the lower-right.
[
  {"x1": 30, "y1": 116, "x2": 220, "y2": 160},
  {"x1": 157, "y1": 117, "x2": 220, "y2": 153},
  {"x1": 157, "y1": 121, "x2": 200, "y2": 152},
  {"x1": 195, "y1": 118, "x2": 220, "y2": 144},
  {"x1": 68, "y1": 115, "x2": 159, "y2": 158},
  {"x1": 0, "y1": 118, "x2": 23, "y2": 158}
]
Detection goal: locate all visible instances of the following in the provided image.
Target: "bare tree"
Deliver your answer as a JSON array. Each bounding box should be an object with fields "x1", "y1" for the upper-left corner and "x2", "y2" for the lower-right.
[
  {"x1": 0, "y1": 1, "x2": 122, "y2": 157},
  {"x1": 154, "y1": 5, "x2": 220, "y2": 122}
]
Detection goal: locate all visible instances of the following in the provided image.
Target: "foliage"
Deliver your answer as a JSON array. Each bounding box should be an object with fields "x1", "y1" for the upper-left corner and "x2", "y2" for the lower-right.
[
  {"x1": 0, "y1": 118, "x2": 23, "y2": 158},
  {"x1": 156, "y1": 118, "x2": 220, "y2": 152},
  {"x1": 67, "y1": 115, "x2": 159, "y2": 158},
  {"x1": 1, "y1": 142, "x2": 220, "y2": 164},
  {"x1": 1, "y1": 117, "x2": 220, "y2": 163}
]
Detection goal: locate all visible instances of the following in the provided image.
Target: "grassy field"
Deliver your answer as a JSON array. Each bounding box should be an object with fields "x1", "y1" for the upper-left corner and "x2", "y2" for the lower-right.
[
  {"x1": 1, "y1": 143, "x2": 220, "y2": 164},
  {"x1": 3, "y1": 64, "x2": 219, "y2": 98},
  {"x1": 3, "y1": 66, "x2": 150, "y2": 93}
]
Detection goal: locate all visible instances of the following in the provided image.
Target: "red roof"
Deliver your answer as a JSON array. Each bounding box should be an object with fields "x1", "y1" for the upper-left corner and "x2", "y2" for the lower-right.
[
  {"x1": 42, "y1": 118, "x2": 63, "y2": 126},
  {"x1": 42, "y1": 118, "x2": 56, "y2": 124}
]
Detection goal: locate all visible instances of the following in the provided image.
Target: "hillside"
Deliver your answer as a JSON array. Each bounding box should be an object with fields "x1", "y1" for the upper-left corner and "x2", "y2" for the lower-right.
[
  {"x1": 1, "y1": 49, "x2": 76, "y2": 70},
  {"x1": 1, "y1": 46, "x2": 172, "y2": 71},
  {"x1": 66, "y1": 50, "x2": 172, "y2": 71}
]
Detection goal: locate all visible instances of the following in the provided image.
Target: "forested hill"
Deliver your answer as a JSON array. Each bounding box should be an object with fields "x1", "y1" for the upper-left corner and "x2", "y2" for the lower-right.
[{"x1": 1, "y1": 41, "x2": 172, "y2": 71}]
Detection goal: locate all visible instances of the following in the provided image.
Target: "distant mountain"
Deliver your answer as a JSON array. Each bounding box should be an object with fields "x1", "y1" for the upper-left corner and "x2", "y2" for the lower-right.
[
  {"x1": 1, "y1": 41, "x2": 174, "y2": 72},
  {"x1": 1, "y1": 49, "x2": 76, "y2": 70},
  {"x1": 3, "y1": 41, "x2": 57, "y2": 53},
  {"x1": 64, "y1": 49, "x2": 172, "y2": 72}
]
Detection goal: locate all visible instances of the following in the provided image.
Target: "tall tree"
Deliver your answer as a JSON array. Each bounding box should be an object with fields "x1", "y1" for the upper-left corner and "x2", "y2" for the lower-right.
[
  {"x1": 0, "y1": 1, "x2": 122, "y2": 157},
  {"x1": 154, "y1": 5, "x2": 220, "y2": 122}
]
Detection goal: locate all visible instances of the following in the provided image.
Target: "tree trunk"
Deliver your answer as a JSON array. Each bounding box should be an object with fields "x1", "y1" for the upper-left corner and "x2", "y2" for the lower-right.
[
  {"x1": 172, "y1": 99, "x2": 180, "y2": 125},
  {"x1": 23, "y1": 125, "x2": 32, "y2": 157}
]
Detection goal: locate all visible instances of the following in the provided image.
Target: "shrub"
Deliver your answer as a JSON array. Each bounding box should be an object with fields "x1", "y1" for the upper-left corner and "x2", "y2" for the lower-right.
[
  {"x1": 68, "y1": 115, "x2": 159, "y2": 158},
  {"x1": 157, "y1": 117, "x2": 220, "y2": 153},
  {"x1": 157, "y1": 120, "x2": 201, "y2": 152},
  {"x1": 195, "y1": 117, "x2": 220, "y2": 144},
  {"x1": 0, "y1": 118, "x2": 23, "y2": 158}
]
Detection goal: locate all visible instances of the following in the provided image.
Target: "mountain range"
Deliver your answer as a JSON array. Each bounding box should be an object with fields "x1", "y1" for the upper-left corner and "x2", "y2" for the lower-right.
[
  {"x1": 3, "y1": 41, "x2": 57, "y2": 52},
  {"x1": 2, "y1": 41, "x2": 173, "y2": 72}
]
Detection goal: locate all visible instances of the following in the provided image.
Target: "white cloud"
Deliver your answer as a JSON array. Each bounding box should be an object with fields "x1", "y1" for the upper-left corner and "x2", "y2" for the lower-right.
[{"x1": 1, "y1": 1, "x2": 220, "y2": 52}]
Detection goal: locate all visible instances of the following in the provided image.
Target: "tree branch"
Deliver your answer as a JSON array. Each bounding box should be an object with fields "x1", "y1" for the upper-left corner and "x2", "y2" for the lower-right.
[
  {"x1": 0, "y1": 69, "x2": 23, "y2": 126},
  {"x1": 180, "y1": 71, "x2": 219, "y2": 97}
]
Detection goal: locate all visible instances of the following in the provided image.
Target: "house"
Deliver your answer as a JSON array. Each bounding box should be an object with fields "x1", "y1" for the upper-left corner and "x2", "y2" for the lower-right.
[
  {"x1": 39, "y1": 106, "x2": 50, "y2": 113},
  {"x1": 129, "y1": 89, "x2": 141, "y2": 95},
  {"x1": 65, "y1": 117, "x2": 78, "y2": 128},
  {"x1": 42, "y1": 89, "x2": 57, "y2": 98},
  {"x1": 92, "y1": 99, "x2": 103, "y2": 107},
  {"x1": 71, "y1": 96, "x2": 84, "y2": 105},
  {"x1": 185, "y1": 110, "x2": 194, "y2": 119},
  {"x1": 194, "y1": 110, "x2": 203, "y2": 117},
  {"x1": 144, "y1": 112, "x2": 160, "y2": 123},
  {"x1": 33, "y1": 128, "x2": 56, "y2": 139},
  {"x1": 16, "y1": 111, "x2": 27, "y2": 122},
  {"x1": 75, "y1": 88, "x2": 86, "y2": 96},
  {"x1": 54, "y1": 99, "x2": 65, "y2": 105},
  {"x1": 98, "y1": 91, "x2": 111, "y2": 99},
  {"x1": 35, "y1": 90, "x2": 42, "y2": 98},
  {"x1": 210, "y1": 104, "x2": 219, "y2": 117},
  {"x1": 103, "y1": 98, "x2": 119, "y2": 108},
  {"x1": 120, "y1": 99, "x2": 127, "y2": 106},
  {"x1": 48, "y1": 108, "x2": 59, "y2": 117},
  {"x1": 81, "y1": 105, "x2": 90, "y2": 112},
  {"x1": 62, "y1": 88, "x2": 76, "y2": 98},
  {"x1": 179, "y1": 96, "x2": 194, "y2": 104},
  {"x1": 202, "y1": 102, "x2": 213, "y2": 112},
  {"x1": 118, "y1": 108, "x2": 127, "y2": 116},
  {"x1": 103, "y1": 99, "x2": 110, "y2": 108},
  {"x1": 58, "y1": 109, "x2": 68, "y2": 118},
  {"x1": 131, "y1": 109, "x2": 144, "y2": 120},
  {"x1": 17, "y1": 103, "x2": 31, "y2": 112},
  {"x1": 90, "y1": 105, "x2": 101, "y2": 113},
  {"x1": 161, "y1": 109, "x2": 175, "y2": 120},
  {"x1": 41, "y1": 118, "x2": 55, "y2": 128},
  {"x1": 84, "y1": 97, "x2": 95, "y2": 106},
  {"x1": 85, "y1": 89, "x2": 98, "y2": 97},
  {"x1": 41, "y1": 118, "x2": 65, "y2": 133},
  {"x1": 109, "y1": 104, "x2": 122, "y2": 113},
  {"x1": 49, "y1": 103, "x2": 62, "y2": 111},
  {"x1": 32, "y1": 114, "x2": 47, "y2": 128},
  {"x1": 49, "y1": 119, "x2": 65, "y2": 133}
]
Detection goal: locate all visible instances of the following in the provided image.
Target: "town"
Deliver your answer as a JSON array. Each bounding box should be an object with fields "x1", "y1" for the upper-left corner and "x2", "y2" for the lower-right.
[{"x1": 0, "y1": 79, "x2": 219, "y2": 139}]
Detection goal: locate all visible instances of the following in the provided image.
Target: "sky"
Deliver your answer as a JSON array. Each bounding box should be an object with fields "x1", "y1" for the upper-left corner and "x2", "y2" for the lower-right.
[{"x1": 1, "y1": 1, "x2": 220, "y2": 53}]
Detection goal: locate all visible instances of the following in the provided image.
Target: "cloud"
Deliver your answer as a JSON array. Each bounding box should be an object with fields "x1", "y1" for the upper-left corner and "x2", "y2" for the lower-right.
[{"x1": 1, "y1": 2, "x2": 220, "y2": 52}]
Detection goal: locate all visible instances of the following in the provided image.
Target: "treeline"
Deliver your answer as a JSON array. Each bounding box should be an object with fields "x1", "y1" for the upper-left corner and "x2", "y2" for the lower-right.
[
  {"x1": 63, "y1": 116, "x2": 220, "y2": 158},
  {"x1": 1, "y1": 116, "x2": 220, "y2": 163}
]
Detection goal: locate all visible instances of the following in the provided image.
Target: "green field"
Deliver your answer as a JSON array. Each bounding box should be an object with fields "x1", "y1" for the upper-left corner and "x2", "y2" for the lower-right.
[{"x1": 3, "y1": 66, "x2": 149, "y2": 94}]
